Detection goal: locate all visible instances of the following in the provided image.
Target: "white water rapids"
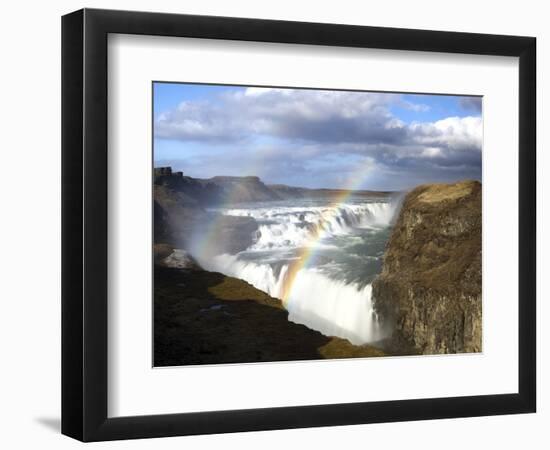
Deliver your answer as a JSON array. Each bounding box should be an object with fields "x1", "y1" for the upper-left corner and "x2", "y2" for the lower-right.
[{"x1": 196, "y1": 198, "x2": 400, "y2": 345}]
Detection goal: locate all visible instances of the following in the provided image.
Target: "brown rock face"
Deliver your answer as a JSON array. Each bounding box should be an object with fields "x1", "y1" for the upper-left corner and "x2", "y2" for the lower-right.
[{"x1": 372, "y1": 180, "x2": 482, "y2": 354}]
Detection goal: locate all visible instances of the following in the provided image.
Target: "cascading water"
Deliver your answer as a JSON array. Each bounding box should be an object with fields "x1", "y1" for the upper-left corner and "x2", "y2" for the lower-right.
[{"x1": 196, "y1": 196, "x2": 400, "y2": 345}]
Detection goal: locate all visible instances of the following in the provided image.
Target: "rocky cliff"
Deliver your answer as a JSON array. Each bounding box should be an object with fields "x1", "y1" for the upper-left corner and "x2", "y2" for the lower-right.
[
  {"x1": 154, "y1": 168, "x2": 223, "y2": 206},
  {"x1": 154, "y1": 183, "x2": 258, "y2": 256},
  {"x1": 155, "y1": 169, "x2": 280, "y2": 205},
  {"x1": 372, "y1": 180, "x2": 482, "y2": 354}
]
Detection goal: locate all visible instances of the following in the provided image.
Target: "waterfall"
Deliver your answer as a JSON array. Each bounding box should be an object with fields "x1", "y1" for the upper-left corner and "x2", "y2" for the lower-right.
[{"x1": 197, "y1": 199, "x2": 399, "y2": 345}]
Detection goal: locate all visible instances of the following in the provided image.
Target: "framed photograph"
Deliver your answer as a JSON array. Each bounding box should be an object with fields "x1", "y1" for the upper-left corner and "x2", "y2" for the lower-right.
[{"x1": 62, "y1": 8, "x2": 536, "y2": 441}]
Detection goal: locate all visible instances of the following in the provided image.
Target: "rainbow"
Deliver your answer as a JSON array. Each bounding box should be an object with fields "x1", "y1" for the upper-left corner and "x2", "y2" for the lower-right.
[
  {"x1": 190, "y1": 178, "x2": 251, "y2": 260},
  {"x1": 190, "y1": 152, "x2": 280, "y2": 259},
  {"x1": 279, "y1": 160, "x2": 375, "y2": 306},
  {"x1": 192, "y1": 157, "x2": 377, "y2": 308}
]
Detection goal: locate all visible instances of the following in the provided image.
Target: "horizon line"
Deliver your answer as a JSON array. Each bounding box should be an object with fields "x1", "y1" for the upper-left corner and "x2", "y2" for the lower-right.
[{"x1": 153, "y1": 166, "x2": 481, "y2": 193}]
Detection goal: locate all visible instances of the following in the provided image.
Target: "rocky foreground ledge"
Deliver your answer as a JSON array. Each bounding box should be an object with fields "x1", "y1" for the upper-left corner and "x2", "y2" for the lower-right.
[
  {"x1": 372, "y1": 180, "x2": 482, "y2": 354},
  {"x1": 154, "y1": 262, "x2": 386, "y2": 366}
]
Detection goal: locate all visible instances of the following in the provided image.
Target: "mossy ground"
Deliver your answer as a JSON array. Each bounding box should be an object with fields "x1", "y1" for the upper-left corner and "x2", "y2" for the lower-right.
[{"x1": 154, "y1": 266, "x2": 387, "y2": 366}]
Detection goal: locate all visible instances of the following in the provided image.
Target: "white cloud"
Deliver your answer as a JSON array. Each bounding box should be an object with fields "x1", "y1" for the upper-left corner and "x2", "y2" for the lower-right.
[
  {"x1": 156, "y1": 89, "x2": 406, "y2": 144},
  {"x1": 155, "y1": 89, "x2": 482, "y2": 189},
  {"x1": 410, "y1": 116, "x2": 482, "y2": 152},
  {"x1": 420, "y1": 147, "x2": 443, "y2": 158}
]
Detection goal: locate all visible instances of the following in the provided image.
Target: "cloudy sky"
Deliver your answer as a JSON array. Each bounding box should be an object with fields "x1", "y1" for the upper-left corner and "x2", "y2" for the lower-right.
[{"x1": 153, "y1": 83, "x2": 482, "y2": 191}]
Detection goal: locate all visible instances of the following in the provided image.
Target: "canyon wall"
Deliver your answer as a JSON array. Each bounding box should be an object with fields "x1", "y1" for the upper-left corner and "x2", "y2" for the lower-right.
[{"x1": 372, "y1": 180, "x2": 482, "y2": 354}]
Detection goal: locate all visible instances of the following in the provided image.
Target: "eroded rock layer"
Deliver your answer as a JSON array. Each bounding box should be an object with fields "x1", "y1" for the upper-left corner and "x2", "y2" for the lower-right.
[{"x1": 372, "y1": 180, "x2": 482, "y2": 354}]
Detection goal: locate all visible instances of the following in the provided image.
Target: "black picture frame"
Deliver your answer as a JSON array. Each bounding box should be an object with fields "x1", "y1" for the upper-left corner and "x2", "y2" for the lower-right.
[{"x1": 62, "y1": 8, "x2": 536, "y2": 442}]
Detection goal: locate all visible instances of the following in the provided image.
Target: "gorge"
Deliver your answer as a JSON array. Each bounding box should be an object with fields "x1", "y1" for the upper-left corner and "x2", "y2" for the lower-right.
[{"x1": 153, "y1": 167, "x2": 482, "y2": 365}]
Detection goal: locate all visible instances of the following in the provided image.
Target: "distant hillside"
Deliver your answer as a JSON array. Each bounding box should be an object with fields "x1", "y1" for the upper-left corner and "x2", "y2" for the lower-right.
[
  {"x1": 154, "y1": 166, "x2": 394, "y2": 206},
  {"x1": 208, "y1": 176, "x2": 280, "y2": 203},
  {"x1": 269, "y1": 184, "x2": 394, "y2": 200},
  {"x1": 154, "y1": 167, "x2": 224, "y2": 206}
]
